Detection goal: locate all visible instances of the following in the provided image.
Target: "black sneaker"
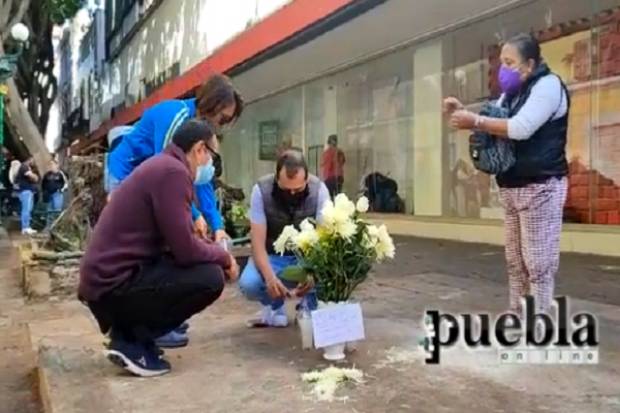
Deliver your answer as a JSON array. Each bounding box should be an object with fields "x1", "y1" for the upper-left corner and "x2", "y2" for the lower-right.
[{"x1": 105, "y1": 338, "x2": 171, "y2": 377}]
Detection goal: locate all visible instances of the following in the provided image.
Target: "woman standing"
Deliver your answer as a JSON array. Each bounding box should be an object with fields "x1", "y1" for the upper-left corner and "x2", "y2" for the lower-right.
[
  {"x1": 14, "y1": 157, "x2": 39, "y2": 235},
  {"x1": 444, "y1": 33, "x2": 569, "y2": 314}
]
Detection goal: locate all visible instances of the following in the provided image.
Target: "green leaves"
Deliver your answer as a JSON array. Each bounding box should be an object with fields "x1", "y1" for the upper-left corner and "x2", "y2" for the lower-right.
[
  {"x1": 44, "y1": 0, "x2": 84, "y2": 25},
  {"x1": 280, "y1": 265, "x2": 309, "y2": 283}
]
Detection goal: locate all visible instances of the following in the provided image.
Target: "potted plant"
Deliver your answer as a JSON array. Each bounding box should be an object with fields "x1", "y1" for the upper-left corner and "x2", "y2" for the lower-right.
[
  {"x1": 275, "y1": 193, "x2": 395, "y2": 360},
  {"x1": 226, "y1": 201, "x2": 250, "y2": 238}
]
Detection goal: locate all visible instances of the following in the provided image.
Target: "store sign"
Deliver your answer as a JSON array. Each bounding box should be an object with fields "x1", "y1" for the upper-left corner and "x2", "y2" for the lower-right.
[{"x1": 259, "y1": 120, "x2": 281, "y2": 161}]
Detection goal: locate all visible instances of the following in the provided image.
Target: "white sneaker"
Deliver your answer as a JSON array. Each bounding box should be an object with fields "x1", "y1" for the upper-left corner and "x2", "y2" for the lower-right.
[
  {"x1": 246, "y1": 305, "x2": 289, "y2": 328},
  {"x1": 21, "y1": 228, "x2": 37, "y2": 235}
]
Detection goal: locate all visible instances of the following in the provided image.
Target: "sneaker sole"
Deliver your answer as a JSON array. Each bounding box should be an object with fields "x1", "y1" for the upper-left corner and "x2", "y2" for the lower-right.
[
  {"x1": 104, "y1": 350, "x2": 170, "y2": 377},
  {"x1": 154, "y1": 340, "x2": 189, "y2": 349}
]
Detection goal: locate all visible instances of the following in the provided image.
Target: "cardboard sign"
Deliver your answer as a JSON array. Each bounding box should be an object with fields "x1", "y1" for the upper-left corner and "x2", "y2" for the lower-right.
[{"x1": 311, "y1": 303, "x2": 365, "y2": 348}]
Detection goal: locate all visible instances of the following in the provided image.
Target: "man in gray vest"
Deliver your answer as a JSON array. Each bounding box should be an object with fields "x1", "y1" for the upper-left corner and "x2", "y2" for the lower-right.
[{"x1": 239, "y1": 149, "x2": 330, "y2": 327}]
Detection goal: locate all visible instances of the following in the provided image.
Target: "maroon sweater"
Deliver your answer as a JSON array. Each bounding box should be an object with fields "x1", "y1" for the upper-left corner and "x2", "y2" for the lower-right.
[{"x1": 79, "y1": 144, "x2": 231, "y2": 301}]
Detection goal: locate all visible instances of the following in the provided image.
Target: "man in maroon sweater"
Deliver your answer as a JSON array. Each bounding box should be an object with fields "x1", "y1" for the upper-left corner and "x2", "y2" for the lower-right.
[{"x1": 79, "y1": 119, "x2": 238, "y2": 377}]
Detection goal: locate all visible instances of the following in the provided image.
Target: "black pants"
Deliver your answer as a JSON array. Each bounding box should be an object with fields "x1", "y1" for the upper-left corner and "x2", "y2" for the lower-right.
[
  {"x1": 325, "y1": 176, "x2": 344, "y2": 199},
  {"x1": 88, "y1": 256, "x2": 225, "y2": 344}
]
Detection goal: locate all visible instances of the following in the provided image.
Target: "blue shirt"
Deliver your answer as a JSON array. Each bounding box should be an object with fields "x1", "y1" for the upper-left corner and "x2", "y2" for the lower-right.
[{"x1": 107, "y1": 98, "x2": 223, "y2": 230}]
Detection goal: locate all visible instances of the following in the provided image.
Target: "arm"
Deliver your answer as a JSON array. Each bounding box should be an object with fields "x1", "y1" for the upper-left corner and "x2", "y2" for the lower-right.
[
  {"x1": 249, "y1": 185, "x2": 277, "y2": 281},
  {"x1": 315, "y1": 182, "x2": 330, "y2": 224},
  {"x1": 151, "y1": 169, "x2": 230, "y2": 268},
  {"x1": 195, "y1": 182, "x2": 224, "y2": 231},
  {"x1": 449, "y1": 76, "x2": 564, "y2": 140}
]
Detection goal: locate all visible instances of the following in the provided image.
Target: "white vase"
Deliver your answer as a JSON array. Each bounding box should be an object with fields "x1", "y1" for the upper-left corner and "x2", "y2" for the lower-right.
[
  {"x1": 317, "y1": 301, "x2": 349, "y2": 361},
  {"x1": 323, "y1": 342, "x2": 346, "y2": 361}
]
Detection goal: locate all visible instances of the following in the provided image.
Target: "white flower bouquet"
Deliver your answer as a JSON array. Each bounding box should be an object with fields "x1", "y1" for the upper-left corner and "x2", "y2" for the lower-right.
[{"x1": 275, "y1": 193, "x2": 395, "y2": 302}]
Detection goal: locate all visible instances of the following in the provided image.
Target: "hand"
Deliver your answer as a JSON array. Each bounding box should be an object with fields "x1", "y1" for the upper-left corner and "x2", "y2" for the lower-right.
[
  {"x1": 193, "y1": 215, "x2": 208, "y2": 239},
  {"x1": 224, "y1": 255, "x2": 239, "y2": 281},
  {"x1": 450, "y1": 110, "x2": 477, "y2": 130},
  {"x1": 443, "y1": 97, "x2": 464, "y2": 114},
  {"x1": 214, "y1": 229, "x2": 230, "y2": 242},
  {"x1": 291, "y1": 277, "x2": 315, "y2": 298},
  {"x1": 265, "y1": 275, "x2": 290, "y2": 300}
]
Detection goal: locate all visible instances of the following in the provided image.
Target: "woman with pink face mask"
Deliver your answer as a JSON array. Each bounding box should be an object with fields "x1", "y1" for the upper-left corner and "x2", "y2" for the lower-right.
[{"x1": 443, "y1": 33, "x2": 570, "y2": 315}]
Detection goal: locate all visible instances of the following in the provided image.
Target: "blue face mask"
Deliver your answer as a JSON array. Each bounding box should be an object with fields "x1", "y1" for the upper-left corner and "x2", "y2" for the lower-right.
[{"x1": 194, "y1": 159, "x2": 215, "y2": 185}]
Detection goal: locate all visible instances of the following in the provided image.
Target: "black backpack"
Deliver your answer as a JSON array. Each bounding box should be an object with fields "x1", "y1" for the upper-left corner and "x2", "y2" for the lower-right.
[{"x1": 468, "y1": 102, "x2": 515, "y2": 175}]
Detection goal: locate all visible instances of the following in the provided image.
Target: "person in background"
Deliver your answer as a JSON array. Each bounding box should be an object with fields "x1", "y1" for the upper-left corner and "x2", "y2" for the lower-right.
[
  {"x1": 444, "y1": 33, "x2": 569, "y2": 314},
  {"x1": 79, "y1": 120, "x2": 239, "y2": 377},
  {"x1": 321, "y1": 134, "x2": 346, "y2": 198},
  {"x1": 239, "y1": 149, "x2": 329, "y2": 328},
  {"x1": 106, "y1": 74, "x2": 243, "y2": 348},
  {"x1": 14, "y1": 157, "x2": 39, "y2": 235},
  {"x1": 42, "y1": 159, "x2": 68, "y2": 227}
]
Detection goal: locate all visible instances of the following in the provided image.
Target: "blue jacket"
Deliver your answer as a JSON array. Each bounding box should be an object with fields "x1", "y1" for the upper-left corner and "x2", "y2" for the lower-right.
[{"x1": 107, "y1": 98, "x2": 223, "y2": 231}]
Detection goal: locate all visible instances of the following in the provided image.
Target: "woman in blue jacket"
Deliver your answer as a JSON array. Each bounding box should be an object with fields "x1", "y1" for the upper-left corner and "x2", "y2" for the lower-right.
[{"x1": 107, "y1": 74, "x2": 243, "y2": 241}]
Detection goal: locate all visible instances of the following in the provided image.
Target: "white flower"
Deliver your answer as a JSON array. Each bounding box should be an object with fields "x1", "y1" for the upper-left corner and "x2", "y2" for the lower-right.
[
  {"x1": 273, "y1": 225, "x2": 299, "y2": 255},
  {"x1": 356, "y1": 196, "x2": 369, "y2": 213},
  {"x1": 375, "y1": 225, "x2": 395, "y2": 260},
  {"x1": 363, "y1": 224, "x2": 380, "y2": 249},
  {"x1": 321, "y1": 200, "x2": 336, "y2": 227},
  {"x1": 334, "y1": 193, "x2": 356, "y2": 217},
  {"x1": 299, "y1": 218, "x2": 315, "y2": 233},
  {"x1": 294, "y1": 221, "x2": 319, "y2": 250},
  {"x1": 335, "y1": 219, "x2": 357, "y2": 239}
]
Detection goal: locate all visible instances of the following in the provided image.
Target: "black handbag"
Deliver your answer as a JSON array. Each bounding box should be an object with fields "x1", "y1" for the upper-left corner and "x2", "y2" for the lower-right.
[{"x1": 468, "y1": 102, "x2": 515, "y2": 175}]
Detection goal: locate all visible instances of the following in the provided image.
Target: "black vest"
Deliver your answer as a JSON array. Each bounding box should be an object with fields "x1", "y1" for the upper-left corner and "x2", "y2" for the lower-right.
[
  {"x1": 258, "y1": 174, "x2": 321, "y2": 255},
  {"x1": 496, "y1": 64, "x2": 570, "y2": 188}
]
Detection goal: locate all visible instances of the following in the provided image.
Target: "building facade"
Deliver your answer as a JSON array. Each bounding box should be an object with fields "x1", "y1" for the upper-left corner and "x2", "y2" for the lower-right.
[
  {"x1": 221, "y1": 0, "x2": 620, "y2": 226},
  {"x1": 78, "y1": 0, "x2": 620, "y2": 229}
]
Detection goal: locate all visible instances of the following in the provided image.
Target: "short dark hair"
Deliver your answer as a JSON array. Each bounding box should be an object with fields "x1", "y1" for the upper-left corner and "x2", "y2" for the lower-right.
[
  {"x1": 328, "y1": 134, "x2": 338, "y2": 145},
  {"x1": 276, "y1": 148, "x2": 307, "y2": 180},
  {"x1": 195, "y1": 74, "x2": 244, "y2": 123},
  {"x1": 506, "y1": 33, "x2": 541, "y2": 65},
  {"x1": 172, "y1": 119, "x2": 215, "y2": 153}
]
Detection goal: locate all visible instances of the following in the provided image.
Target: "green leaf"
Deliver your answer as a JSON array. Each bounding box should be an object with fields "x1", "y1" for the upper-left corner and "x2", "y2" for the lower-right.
[{"x1": 279, "y1": 265, "x2": 309, "y2": 283}]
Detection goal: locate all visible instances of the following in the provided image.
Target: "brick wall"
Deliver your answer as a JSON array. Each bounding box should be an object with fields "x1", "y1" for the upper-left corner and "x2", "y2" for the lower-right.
[{"x1": 565, "y1": 159, "x2": 620, "y2": 225}]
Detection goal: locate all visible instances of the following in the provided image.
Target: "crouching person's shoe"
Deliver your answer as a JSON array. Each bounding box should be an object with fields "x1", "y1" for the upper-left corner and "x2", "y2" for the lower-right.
[
  {"x1": 154, "y1": 330, "x2": 189, "y2": 349},
  {"x1": 105, "y1": 338, "x2": 171, "y2": 377}
]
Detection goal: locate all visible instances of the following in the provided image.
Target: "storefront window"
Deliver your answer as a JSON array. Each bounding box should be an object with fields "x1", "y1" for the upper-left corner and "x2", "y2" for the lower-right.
[{"x1": 225, "y1": 0, "x2": 620, "y2": 225}]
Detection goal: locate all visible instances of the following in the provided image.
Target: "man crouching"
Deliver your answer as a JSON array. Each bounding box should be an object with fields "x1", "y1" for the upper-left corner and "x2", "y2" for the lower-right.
[
  {"x1": 239, "y1": 149, "x2": 329, "y2": 327},
  {"x1": 79, "y1": 120, "x2": 239, "y2": 377}
]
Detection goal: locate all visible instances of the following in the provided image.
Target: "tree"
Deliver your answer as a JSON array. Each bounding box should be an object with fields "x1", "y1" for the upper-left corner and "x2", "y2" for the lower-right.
[{"x1": 1, "y1": 0, "x2": 82, "y2": 172}]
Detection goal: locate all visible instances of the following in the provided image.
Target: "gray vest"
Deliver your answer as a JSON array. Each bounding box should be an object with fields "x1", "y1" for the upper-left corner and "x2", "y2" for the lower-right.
[{"x1": 258, "y1": 174, "x2": 321, "y2": 255}]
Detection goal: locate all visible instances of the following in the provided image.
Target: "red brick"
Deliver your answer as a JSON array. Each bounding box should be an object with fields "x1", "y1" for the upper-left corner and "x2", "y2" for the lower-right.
[
  {"x1": 595, "y1": 199, "x2": 617, "y2": 211},
  {"x1": 570, "y1": 187, "x2": 589, "y2": 199},
  {"x1": 570, "y1": 198, "x2": 590, "y2": 210},
  {"x1": 600, "y1": 186, "x2": 616, "y2": 198},
  {"x1": 569, "y1": 161, "x2": 588, "y2": 174},
  {"x1": 608, "y1": 211, "x2": 620, "y2": 225},
  {"x1": 595, "y1": 212, "x2": 608, "y2": 225},
  {"x1": 569, "y1": 174, "x2": 590, "y2": 186},
  {"x1": 578, "y1": 210, "x2": 591, "y2": 224}
]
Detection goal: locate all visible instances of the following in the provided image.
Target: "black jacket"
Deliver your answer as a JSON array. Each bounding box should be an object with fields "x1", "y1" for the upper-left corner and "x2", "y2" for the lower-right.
[{"x1": 496, "y1": 64, "x2": 570, "y2": 188}]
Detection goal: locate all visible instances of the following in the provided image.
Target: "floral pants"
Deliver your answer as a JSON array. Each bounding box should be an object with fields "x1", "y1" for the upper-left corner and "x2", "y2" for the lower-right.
[{"x1": 499, "y1": 177, "x2": 568, "y2": 314}]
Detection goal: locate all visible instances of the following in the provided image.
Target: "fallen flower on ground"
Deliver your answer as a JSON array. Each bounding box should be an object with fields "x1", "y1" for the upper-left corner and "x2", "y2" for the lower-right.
[{"x1": 301, "y1": 366, "x2": 364, "y2": 402}]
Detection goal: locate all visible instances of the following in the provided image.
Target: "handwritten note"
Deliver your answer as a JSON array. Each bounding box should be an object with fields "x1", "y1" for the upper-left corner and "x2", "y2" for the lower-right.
[{"x1": 311, "y1": 303, "x2": 365, "y2": 348}]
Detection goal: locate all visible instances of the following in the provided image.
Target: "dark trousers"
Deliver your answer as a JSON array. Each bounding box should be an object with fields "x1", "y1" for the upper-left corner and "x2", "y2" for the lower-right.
[
  {"x1": 88, "y1": 256, "x2": 225, "y2": 344},
  {"x1": 324, "y1": 176, "x2": 344, "y2": 199}
]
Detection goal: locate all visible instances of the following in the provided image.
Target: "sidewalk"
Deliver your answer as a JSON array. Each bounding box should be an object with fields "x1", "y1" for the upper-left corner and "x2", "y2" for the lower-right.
[{"x1": 8, "y1": 233, "x2": 620, "y2": 412}]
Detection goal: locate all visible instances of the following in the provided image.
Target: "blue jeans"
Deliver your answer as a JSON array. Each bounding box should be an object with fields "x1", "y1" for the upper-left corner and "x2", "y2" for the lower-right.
[
  {"x1": 18, "y1": 190, "x2": 34, "y2": 230},
  {"x1": 239, "y1": 255, "x2": 317, "y2": 310},
  {"x1": 47, "y1": 192, "x2": 64, "y2": 226}
]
